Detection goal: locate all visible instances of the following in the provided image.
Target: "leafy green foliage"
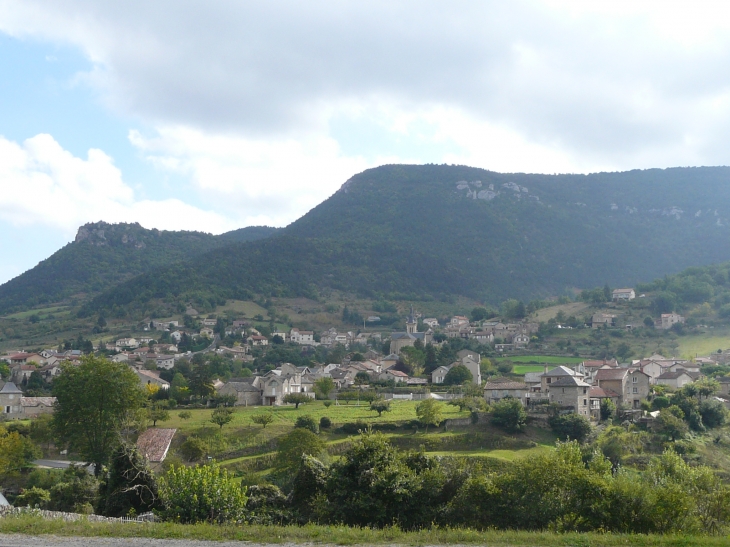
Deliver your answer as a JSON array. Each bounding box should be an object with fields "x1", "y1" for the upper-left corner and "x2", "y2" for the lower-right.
[
  {"x1": 490, "y1": 398, "x2": 527, "y2": 432},
  {"x1": 52, "y1": 355, "x2": 146, "y2": 474},
  {"x1": 548, "y1": 413, "x2": 592, "y2": 442},
  {"x1": 159, "y1": 463, "x2": 248, "y2": 523},
  {"x1": 415, "y1": 399, "x2": 442, "y2": 432},
  {"x1": 443, "y1": 364, "x2": 472, "y2": 385},
  {"x1": 369, "y1": 398, "x2": 392, "y2": 417},
  {"x1": 210, "y1": 407, "x2": 235, "y2": 430},
  {"x1": 294, "y1": 415, "x2": 319, "y2": 434},
  {"x1": 274, "y1": 429, "x2": 324, "y2": 476},
  {"x1": 97, "y1": 444, "x2": 161, "y2": 517}
]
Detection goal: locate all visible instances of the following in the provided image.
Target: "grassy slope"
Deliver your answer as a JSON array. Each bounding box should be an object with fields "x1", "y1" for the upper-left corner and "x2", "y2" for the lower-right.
[{"x1": 0, "y1": 516, "x2": 726, "y2": 546}]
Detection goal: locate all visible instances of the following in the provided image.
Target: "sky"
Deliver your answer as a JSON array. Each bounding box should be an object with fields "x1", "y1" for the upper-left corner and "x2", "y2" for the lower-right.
[{"x1": 2, "y1": 0, "x2": 730, "y2": 284}]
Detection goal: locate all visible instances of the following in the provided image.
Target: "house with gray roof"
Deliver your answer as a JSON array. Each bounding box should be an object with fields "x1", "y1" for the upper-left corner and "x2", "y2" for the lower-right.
[
  {"x1": 0, "y1": 382, "x2": 23, "y2": 418},
  {"x1": 548, "y1": 376, "x2": 591, "y2": 417},
  {"x1": 218, "y1": 377, "x2": 262, "y2": 406}
]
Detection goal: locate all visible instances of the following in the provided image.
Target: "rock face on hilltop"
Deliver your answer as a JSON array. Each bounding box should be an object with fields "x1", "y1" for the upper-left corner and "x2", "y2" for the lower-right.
[
  {"x1": 0, "y1": 222, "x2": 280, "y2": 314},
  {"x1": 83, "y1": 164, "x2": 730, "y2": 316}
]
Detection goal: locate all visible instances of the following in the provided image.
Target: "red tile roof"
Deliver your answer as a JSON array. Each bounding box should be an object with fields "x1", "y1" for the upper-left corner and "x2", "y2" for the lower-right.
[{"x1": 137, "y1": 428, "x2": 177, "y2": 462}]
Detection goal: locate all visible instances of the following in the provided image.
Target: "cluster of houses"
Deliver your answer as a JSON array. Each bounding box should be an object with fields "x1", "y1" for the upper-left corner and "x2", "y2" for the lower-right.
[{"x1": 483, "y1": 353, "x2": 709, "y2": 421}]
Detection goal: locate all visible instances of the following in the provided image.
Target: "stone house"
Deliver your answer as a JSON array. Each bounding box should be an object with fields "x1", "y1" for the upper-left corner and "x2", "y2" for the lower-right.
[
  {"x1": 130, "y1": 367, "x2": 170, "y2": 390},
  {"x1": 431, "y1": 365, "x2": 450, "y2": 384},
  {"x1": 21, "y1": 396, "x2": 56, "y2": 417},
  {"x1": 380, "y1": 369, "x2": 408, "y2": 383},
  {"x1": 218, "y1": 378, "x2": 262, "y2": 406},
  {"x1": 483, "y1": 380, "x2": 529, "y2": 406},
  {"x1": 656, "y1": 369, "x2": 695, "y2": 389},
  {"x1": 592, "y1": 314, "x2": 616, "y2": 329},
  {"x1": 541, "y1": 366, "x2": 585, "y2": 393},
  {"x1": 657, "y1": 313, "x2": 685, "y2": 330},
  {"x1": 626, "y1": 369, "x2": 651, "y2": 409},
  {"x1": 548, "y1": 376, "x2": 591, "y2": 417},
  {"x1": 0, "y1": 382, "x2": 23, "y2": 417}
]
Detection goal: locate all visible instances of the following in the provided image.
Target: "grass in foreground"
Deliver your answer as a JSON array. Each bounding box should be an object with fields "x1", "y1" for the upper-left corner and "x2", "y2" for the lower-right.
[{"x1": 1, "y1": 515, "x2": 728, "y2": 546}]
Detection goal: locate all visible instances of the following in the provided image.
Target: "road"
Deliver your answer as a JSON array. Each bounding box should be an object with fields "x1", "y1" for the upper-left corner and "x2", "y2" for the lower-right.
[
  {"x1": 0, "y1": 535, "x2": 306, "y2": 547},
  {"x1": 33, "y1": 460, "x2": 95, "y2": 474}
]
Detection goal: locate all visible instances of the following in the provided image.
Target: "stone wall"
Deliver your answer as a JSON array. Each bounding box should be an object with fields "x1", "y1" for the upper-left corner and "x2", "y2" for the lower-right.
[{"x1": 0, "y1": 505, "x2": 157, "y2": 523}]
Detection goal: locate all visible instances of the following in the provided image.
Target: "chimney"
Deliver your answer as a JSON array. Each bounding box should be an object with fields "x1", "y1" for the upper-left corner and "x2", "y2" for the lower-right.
[{"x1": 544, "y1": 364, "x2": 549, "y2": 374}]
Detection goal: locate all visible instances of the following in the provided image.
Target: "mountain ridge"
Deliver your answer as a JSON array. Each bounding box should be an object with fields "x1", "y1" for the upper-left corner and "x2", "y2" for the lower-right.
[{"x1": 80, "y1": 163, "x2": 730, "y2": 316}]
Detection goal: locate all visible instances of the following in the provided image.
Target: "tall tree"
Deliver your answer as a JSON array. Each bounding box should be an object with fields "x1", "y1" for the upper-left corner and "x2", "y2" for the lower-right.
[{"x1": 52, "y1": 355, "x2": 146, "y2": 476}]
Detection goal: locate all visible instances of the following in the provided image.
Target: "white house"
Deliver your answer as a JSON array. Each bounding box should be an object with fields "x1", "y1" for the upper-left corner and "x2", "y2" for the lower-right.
[{"x1": 612, "y1": 288, "x2": 636, "y2": 301}]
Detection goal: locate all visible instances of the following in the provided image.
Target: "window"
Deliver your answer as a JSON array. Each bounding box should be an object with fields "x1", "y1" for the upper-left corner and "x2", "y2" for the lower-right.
[
  {"x1": 4, "y1": 406, "x2": 9, "y2": 414},
  {"x1": 583, "y1": 399, "x2": 587, "y2": 406},
  {"x1": 547, "y1": 378, "x2": 551, "y2": 383},
  {"x1": 633, "y1": 387, "x2": 638, "y2": 394},
  {"x1": 632, "y1": 376, "x2": 638, "y2": 383}
]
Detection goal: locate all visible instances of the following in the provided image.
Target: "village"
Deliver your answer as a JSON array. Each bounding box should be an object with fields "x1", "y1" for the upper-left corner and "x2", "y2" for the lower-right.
[{"x1": 0, "y1": 287, "x2": 714, "y2": 431}]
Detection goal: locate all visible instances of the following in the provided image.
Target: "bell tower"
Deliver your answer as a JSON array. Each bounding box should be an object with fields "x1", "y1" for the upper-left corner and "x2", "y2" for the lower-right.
[{"x1": 406, "y1": 306, "x2": 417, "y2": 334}]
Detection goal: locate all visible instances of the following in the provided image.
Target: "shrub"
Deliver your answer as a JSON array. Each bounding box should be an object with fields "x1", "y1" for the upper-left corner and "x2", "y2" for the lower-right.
[
  {"x1": 14, "y1": 486, "x2": 50, "y2": 508},
  {"x1": 491, "y1": 398, "x2": 527, "y2": 432},
  {"x1": 158, "y1": 463, "x2": 247, "y2": 523},
  {"x1": 295, "y1": 415, "x2": 319, "y2": 434},
  {"x1": 443, "y1": 365, "x2": 473, "y2": 385},
  {"x1": 339, "y1": 420, "x2": 368, "y2": 435},
  {"x1": 699, "y1": 399, "x2": 727, "y2": 429},
  {"x1": 548, "y1": 413, "x2": 592, "y2": 442},
  {"x1": 274, "y1": 429, "x2": 325, "y2": 475},
  {"x1": 323, "y1": 401, "x2": 333, "y2": 408},
  {"x1": 369, "y1": 398, "x2": 391, "y2": 417},
  {"x1": 319, "y1": 416, "x2": 332, "y2": 429},
  {"x1": 177, "y1": 410, "x2": 192, "y2": 420},
  {"x1": 600, "y1": 398, "x2": 616, "y2": 421}
]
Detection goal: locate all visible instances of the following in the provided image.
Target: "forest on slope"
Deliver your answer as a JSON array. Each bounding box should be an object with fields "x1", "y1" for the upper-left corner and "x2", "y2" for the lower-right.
[
  {"x1": 79, "y1": 164, "x2": 730, "y2": 316},
  {"x1": 0, "y1": 223, "x2": 279, "y2": 314}
]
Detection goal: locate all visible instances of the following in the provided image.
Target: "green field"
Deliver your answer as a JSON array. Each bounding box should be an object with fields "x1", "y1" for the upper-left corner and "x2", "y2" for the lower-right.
[
  {"x1": 500, "y1": 355, "x2": 583, "y2": 364},
  {"x1": 513, "y1": 365, "x2": 549, "y2": 374},
  {"x1": 3, "y1": 305, "x2": 70, "y2": 320},
  {"x1": 676, "y1": 329, "x2": 730, "y2": 359}
]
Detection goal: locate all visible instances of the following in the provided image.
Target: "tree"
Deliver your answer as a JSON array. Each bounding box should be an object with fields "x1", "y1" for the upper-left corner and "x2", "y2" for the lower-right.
[
  {"x1": 644, "y1": 316, "x2": 655, "y2": 328},
  {"x1": 15, "y1": 486, "x2": 51, "y2": 508},
  {"x1": 696, "y1": 378, "x2": 720, "y2": 401},
  {"x1": 274, "y1": 428, "x2": 325, "y2": 475},
  {"x1": 177, "y1": 410, "x2": 192, "y2": 420},
  {"x1": 252, "y1": 413, "x2": 274, "y2": 428},
  {"x1": 283, "y1": 393, "x2": 311, "y2": 409},
  {"x1": 443, "y1": 364, "x2": 473, "y2": 385},
  {"x1": 416, "y1": 399, "x2": 442, "y2": 432},
  {"x1": 655, "y1": 409, "x2": 688, "y2": 441},
  {"x1": 159, "y1": 463, "x2": 247, "y2": 523},
  {"x1": 699, "y1": 399, "x2": 727, "y2": 429},
  {"x1": 188, "y1": 364, "x2": 215, "y2": 400},
  {"x1": 179, "y1": 436, "x2": 207, "y2": 462},
  {"x1": 424, "y1": 344, "x2": 438, "y2": 374},
  {"x1": 314, "y1": 377, "x2": 335, "y2": 399},
  {"x1": 600, "y1": 398, "x2": 616, "y2": 421},
  {"x1": 148, "y1": 403, "x2": 170, "y2": 427},
  {"x1": 354, "y1": 371, "x2": 371, "y2": 386},
  {"x1": 52, "y1": 356, "x2": 146, "y2": 476},
  {"x1": 471, "y1": 307, "x2": 489, "y2": 322},
  {"x1": 548, "y1": 413, "x2": 592, "y2": 442},
  {"x1": 0, "y1": 426, "x2": 41, "y2": 478},
  {"x1": 210, "y1": 406, "x2": 234, "y2": 430},
  {"x1": 48, "y1": 465, "x2": 99, "y2": 513},
  {"x1": 369, "y1": 398, "x2": 391, "y2": 417},
  {"x1": 97, "y1": 444, "x2": 161, "y2": 517},
  {"x1": 491, "y1": 398, "x2": 527, "y2": 432},
  {"x1": 0, "y1": 362, "x2": 9, "y2": 379}
]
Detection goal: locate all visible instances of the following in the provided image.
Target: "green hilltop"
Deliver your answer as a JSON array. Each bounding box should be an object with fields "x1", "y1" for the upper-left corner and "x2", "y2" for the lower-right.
[
  {"x1": 0, "y1": 222, "x2": 279, "y2": 315},
  {"x1": 81, "y1": 164, "x2": 730, "y2": 316}
]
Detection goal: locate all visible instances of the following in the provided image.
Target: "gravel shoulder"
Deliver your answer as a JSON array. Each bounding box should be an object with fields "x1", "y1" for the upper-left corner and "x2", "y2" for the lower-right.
[{"x1": 0, "y1": 535, "x2": 314, "y2": 547}]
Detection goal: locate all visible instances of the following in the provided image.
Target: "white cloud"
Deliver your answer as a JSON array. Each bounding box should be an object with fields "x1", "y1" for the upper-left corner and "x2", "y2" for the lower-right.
[{"x1": 0, "y1": 133, "x2": 238, "y2": 235}]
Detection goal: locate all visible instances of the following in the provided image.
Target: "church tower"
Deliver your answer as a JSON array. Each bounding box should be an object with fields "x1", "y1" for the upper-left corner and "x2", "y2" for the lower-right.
[{"x1": 406, "y1": 306, "x2": 417, "y2": 334}]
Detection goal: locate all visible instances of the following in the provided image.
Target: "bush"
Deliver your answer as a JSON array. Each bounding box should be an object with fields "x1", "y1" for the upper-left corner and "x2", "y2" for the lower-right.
[
  {"x1": 443, "y1": 365, "x2": 473, "y2": 385},
  {"x1": 295, "y1": 415, "x2": 319, "y2": 434},
  {"x1": 491, "y1": 398, "x2": 527, "y2": 433},
  {"x1": 548, "y1": 413, "x2": 592, "y2": 442},
  {"x1": 338, "y1": 420, "x2": 368, "y2": 435},
  {"x1": 14, "y1": 486, "x2": 50, "y2": 508},
  {"x1": 651, "y1": 396, "x2": 671, "y2": 410},
  {"x1": 319, "y1": 416, "x2": 332, "y2": 429},
  {"x1": 323, "y1": 401, "x2": 333, "y2": 408},
  {"x1": 158, "y1": 464, "x2": 247, "y2": 523}
]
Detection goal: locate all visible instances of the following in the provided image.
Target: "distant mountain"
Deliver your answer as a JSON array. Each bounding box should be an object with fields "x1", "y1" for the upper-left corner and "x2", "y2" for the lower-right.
[
  {"x1": 82, "y1": 164, "x2": 730, "y2": 316},
  {"x1": 0, "y1": 222, "x2": 280, "y2": 314}
]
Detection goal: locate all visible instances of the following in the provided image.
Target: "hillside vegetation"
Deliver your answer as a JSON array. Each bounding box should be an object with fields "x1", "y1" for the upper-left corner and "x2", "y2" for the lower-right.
[
  {"x1": 0, "y1": 223, "x2": 279, "y2": 315},
  {"x1": 84, "y1": 164, "x2": 730, "y2": 316}
]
